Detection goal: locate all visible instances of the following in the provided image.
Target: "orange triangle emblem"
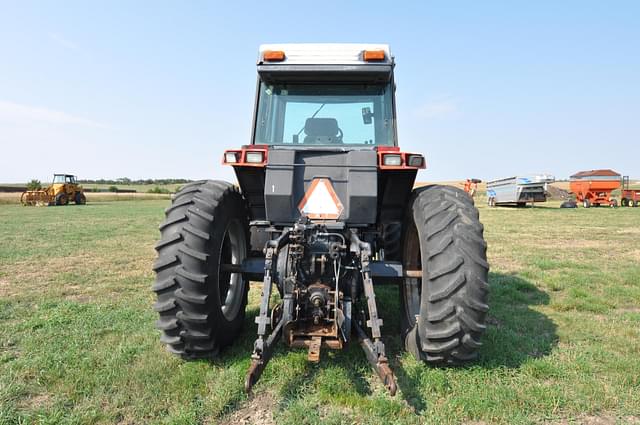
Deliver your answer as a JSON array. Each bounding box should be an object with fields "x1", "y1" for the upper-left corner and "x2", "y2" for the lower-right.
[{"x1": 298, "y1": 178, "x2": 344, "y2": 220}]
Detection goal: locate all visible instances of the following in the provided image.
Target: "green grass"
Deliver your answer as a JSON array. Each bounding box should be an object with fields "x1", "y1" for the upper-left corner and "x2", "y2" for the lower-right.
[{"x1": 1, "y1": 199, "x2": 639, "y2": 424}]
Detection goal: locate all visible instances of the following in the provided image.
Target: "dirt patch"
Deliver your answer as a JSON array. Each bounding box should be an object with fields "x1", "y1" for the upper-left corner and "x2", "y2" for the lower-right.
[
  {"x1": 616, "y1": 227, "x2": 640, "y2": 236},
  {"x1": 626, "y1": 250, "x2": 640, "y2": 262},
  {"x1": 616, "y1": 306, "x2": 640, "y2": 314},
  {"x1": 535, "y1": 239, "x2": 604, "y2": 250},
  {"x1": 550, "y1": 414, "x2": 640, "y2": 424},
  {"x1": 61, "y1": 284, "x2": 94, "y2": 303},
  {"x1": 17, "y1": 393, "x2": 52, "y2": 409},
  {"x1": 219, "y1": 392, "x2": 276, "y2": 425},
  {"x1": 0, "y1": 278, "x2": 10, "y2": 296}
]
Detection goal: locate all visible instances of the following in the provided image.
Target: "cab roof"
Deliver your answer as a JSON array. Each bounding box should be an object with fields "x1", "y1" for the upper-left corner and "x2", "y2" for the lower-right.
[
  {"x1": 257, "y1": 43, "x2": 394, "y2": 83},
  {"x1": 258, "y1": 43, "x2": 392, "y2": 65}
]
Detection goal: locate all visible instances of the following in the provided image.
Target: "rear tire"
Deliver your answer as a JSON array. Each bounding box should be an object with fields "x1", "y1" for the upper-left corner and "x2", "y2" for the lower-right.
[
  {"x1": 55, "y1": 193, "x2": 68, "y2": 206},
  {"x1": 621, "y1": 198, "x2": 629, "y2": 207},
  {"x1": 400, "y1": 185, "x2": 489, "y2": 364},
  {"x1": 75, "y1": 192, "x2": 86, "y2": 205},
  {"x1": 152, "y1": 180, "x2": 249, "y2": 359},
  {"x1": 583, "y1": 199, "x2": 591, "y2": 208}
]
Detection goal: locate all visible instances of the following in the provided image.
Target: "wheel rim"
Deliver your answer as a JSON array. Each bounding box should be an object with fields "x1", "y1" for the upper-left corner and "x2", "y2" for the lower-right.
[
  {"x1": 402, "y1": 221, "x2": 421, "y2": 328},
  {"x1": 219, "y1": 219, "x2": 246, "y2": 321}
]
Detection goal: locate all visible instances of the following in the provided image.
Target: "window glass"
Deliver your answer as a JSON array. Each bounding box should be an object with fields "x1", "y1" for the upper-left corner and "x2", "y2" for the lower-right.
[{"x1": 254, "y1": 83, "x2": 395, "y2": 146}]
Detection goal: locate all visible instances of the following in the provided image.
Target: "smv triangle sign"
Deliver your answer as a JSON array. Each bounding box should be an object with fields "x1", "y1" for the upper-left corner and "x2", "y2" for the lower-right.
[{"x1": 298, "y1": 178, "x2": 344, "y2": 220}]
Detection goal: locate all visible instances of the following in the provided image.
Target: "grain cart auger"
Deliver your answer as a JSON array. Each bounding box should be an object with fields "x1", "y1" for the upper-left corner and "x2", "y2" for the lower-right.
[{"x1": 151, "y1": 44, "x2": 490, "y2": 396}]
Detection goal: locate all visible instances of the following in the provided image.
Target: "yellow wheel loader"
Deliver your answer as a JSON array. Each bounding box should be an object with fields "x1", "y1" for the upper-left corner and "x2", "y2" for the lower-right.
[{"x1": 21, "y1": 174, "x2": 86, "y2": 206}]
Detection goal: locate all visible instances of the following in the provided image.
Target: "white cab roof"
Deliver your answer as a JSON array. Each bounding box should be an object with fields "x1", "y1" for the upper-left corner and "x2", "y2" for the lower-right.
[{"x1": 258, "y1": 43, "x2": 392, "y2": 65}]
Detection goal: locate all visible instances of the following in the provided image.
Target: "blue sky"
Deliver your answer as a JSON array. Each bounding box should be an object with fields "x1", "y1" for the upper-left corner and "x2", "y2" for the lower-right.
[{"x1": 1, "y1": 1, "x2": 638, "y2": 183}]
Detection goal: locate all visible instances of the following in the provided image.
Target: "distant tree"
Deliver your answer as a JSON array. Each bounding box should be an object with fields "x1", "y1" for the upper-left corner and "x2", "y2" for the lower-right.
[
  {"x1": 108, "y1": 185, "x2": 119, "y2": 192},
  {"x1": 26, "y1": 179, "x2": 42, "y2": 190}
]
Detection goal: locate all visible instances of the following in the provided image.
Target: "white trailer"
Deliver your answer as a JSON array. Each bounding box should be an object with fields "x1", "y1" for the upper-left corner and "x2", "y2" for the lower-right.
[{"x1": 486, "y1": 174, "x2": 555, "y2": 206}]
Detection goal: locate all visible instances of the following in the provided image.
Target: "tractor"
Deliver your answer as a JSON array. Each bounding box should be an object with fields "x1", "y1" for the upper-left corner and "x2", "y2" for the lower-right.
[
  {"x1": 152, "y1": 44, "x2": 489, "y2": 395},
  {"x1": 21, "y1": 174, "x2": 86, "y2": 206}
]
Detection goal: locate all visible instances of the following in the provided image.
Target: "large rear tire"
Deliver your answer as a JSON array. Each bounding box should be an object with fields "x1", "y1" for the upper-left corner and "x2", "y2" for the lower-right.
[
  {"x1": 152, "y1": 180, "x2": 249, "y2": 359},
  {"x1": 400, "y1": 185, "x2": 489, "y2": 364},
  {"x1": 55, "y1": 193, "x2": 68, "y2": 206},
  {"x1": 75, "y1": 192, "x2": 86, "y2": 205}
]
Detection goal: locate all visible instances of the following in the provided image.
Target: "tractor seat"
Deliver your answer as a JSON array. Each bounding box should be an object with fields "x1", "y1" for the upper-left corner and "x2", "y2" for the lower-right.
[{"x1": 303, "y1": 118, "x2": 342, "y2": 144}]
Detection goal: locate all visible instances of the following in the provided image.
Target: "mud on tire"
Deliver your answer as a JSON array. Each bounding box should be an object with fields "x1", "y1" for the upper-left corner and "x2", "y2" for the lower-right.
[
  {"x1": 152, "y1": 180, "x2": 250, "y2": 359},
  {"x1": 400, "y1": 185, "x2": 489, "y2": 364}
]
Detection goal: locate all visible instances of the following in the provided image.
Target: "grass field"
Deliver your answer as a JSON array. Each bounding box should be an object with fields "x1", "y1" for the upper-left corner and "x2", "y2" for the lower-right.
[{"x1": 1, "y1": 198, "x2": 639, "y2": 424}]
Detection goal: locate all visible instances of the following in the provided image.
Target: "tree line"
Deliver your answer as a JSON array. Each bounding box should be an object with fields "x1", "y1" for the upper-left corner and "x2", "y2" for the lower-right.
[{"x1": 77, "y1": 178, "x2": 194, "y2": 185}]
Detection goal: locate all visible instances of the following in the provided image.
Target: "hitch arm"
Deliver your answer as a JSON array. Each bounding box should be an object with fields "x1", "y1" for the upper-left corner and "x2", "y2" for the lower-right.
[
  {"x1": 244, "y1": 232, "x2": 291, "y2": 394},
  {"x1": 245, "y1": 315, "x2": 285, "y2": 393},
  {"x1": 354, "y1": 320, "x2": 397, "y2": 396},
  {"x1": 349, "y1": 230, "x2": 397, "y2": 396}
]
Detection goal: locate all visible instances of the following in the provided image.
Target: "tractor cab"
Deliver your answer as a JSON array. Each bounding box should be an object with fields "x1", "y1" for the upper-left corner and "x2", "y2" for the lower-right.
[
  {"x1": 53, "y1": 174, "x2": 77, "y2": 185},
  {"x1": 252, "y1": 44, "x2": 396, "y2": 147}
]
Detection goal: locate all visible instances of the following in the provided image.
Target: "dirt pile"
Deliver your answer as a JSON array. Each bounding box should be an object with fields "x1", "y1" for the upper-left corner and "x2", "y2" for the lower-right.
[{"x1": 547, "y1": 184, "x2": 572, "y2": 200}]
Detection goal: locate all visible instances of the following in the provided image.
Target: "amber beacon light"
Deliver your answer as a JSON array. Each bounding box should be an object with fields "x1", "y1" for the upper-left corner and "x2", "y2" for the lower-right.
[
  {"x1": 363, "y1": 50, "x2": 385, "y2": 61},
  {"x1": 263, "y1": 50, "x2": 285, "y2": 62}
]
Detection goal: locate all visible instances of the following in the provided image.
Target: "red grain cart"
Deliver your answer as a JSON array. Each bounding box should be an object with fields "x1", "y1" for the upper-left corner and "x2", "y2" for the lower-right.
[
  {"x1": 569, "y1": 169, "x2": 621, "y2": 208},
  {"x1": 621, "y1": 176, "x2": 640, "y2": 207}
]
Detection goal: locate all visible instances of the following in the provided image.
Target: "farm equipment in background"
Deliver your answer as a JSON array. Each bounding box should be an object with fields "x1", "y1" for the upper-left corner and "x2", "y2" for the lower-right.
[
  {"x1": 486, "y1": 174, "x2": 555, "y2": 207},
  {"x1": 463, "y1": 178, "x2": 481, "y2": 199},
  {"x1": 21, "y1": 174, "x2": 86, "y2": 206},
  {"x1": 151, "y1": 44, "x2": 490, "y2": 396},
  {"x1": 569, "y1": 169, "x2": 621, "y2": 208},
  {"x1": 620, "y1": 176, "x2": 640, "y2": 207}
]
